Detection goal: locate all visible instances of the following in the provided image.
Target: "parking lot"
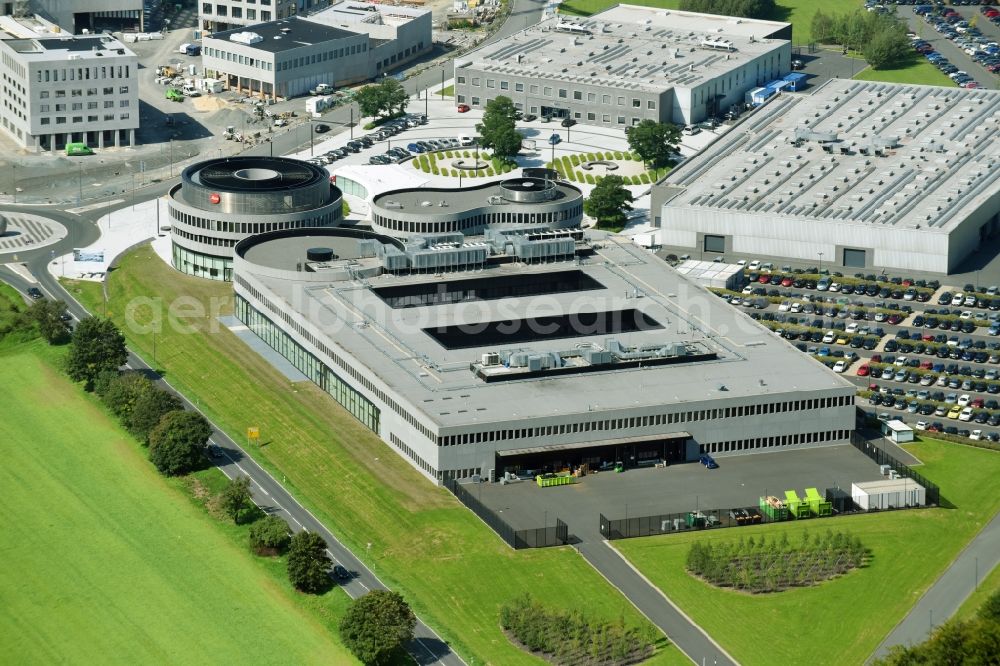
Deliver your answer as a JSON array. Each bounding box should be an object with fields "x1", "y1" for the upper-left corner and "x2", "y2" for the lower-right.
[
  {"x1": 896, "y1": 3, "x2": 1000, "y2": 90},
  {"x1": 474, "y1": 444, "x2": 885, "y2": 542},
  {"x1": 701, "y1": 258, "x2": 1000, "y2": 442}
]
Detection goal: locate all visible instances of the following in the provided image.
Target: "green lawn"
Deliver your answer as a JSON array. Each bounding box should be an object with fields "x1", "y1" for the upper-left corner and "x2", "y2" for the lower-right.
[
  {"x1": 854, "y1": 56, "x2": 958, "y2": 87},
  {"x1": 438, "y1": 84, "x2": 454, "y2": 98},
  {"x1": 63, "y1": 248, "x2": 687, "y2": 665},
  {"x1": 0, "y1": 342, "x2": 355, "y2": 664},
  {"x1": 557, "y1": 0, "x2": 678, "y2": 17},
  {"x1": 615, "y1": 439, "x2": 1000, "y2": 666}
]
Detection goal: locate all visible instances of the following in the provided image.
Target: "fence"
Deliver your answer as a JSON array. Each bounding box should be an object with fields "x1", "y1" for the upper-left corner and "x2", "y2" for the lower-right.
[
  {"x1": 600, "y1": 434, "x2": 941, "y2": 540},
  {"x1": 849, "y1": 431, "x2": 941, "y2": 506},
  {"x1": 444, "y1": 479, "x2": 569, "y2": 549}
]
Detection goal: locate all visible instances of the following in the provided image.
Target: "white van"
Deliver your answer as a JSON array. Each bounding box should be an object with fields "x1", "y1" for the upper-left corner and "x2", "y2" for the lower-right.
[{"x1": 458, "y1": 134, "x2": 475, "y2": 146}]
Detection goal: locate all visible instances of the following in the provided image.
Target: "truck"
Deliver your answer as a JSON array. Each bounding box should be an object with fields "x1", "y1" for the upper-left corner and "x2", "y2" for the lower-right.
[
  {"x1": 66, "y1": 142, "x2": 94, "y2": 156},
  {"x1": 178, "y1": 42, "x2": 201, "y2": 56},
  {"x1": 181, "y1": 83, "x2": 200, "y2": 97},
  {"x1": 309, "y1": 83, "x2": 333, "y2": 96},
  {"x1": 198, "y1": 78, "x2": 224, "y2": 94}
]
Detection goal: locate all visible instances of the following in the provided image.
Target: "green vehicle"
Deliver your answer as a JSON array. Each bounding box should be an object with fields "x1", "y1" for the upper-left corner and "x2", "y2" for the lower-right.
[
  {"x1": 65, "y1": 142, "x2": 94, "y2": 156},
  {"x1": 166, "y1": 88, "x2": 184, "y2": 102}
]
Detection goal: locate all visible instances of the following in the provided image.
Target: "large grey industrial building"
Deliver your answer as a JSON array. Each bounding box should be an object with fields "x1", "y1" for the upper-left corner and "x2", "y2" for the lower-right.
[
  {"x1": 453, "y1": 4, "x2": 791, "y2": 126},
  {"x1": 0, "y1": 15, "x2": 139, "y2": 152},
  {"x1": 370, "y1": 173, "x2": 584, "y2": 238},
  {"x1": 201, "y1": 1, "x2": 431, "y2": 99},
  {"x1": 651, "y1": 79, "x2": 1000, "y2": 274},
  {"x1": 3, "y1": 0, "x2": 143, "y2": 33},
  {"x1": 233, "y1": 226, "x2": 855, "y2": 484},
  {"x1": 169, "y1": 156, "x2": 343, "y2": 280}
]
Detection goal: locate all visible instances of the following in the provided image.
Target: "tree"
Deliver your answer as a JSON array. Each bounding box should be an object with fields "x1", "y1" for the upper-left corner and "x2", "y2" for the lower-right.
[
  {"x1": 584, "y1": 175, "x2": 633, "y2": 229},
  {"x1": 147, "y1": 410, "x2": 212, "y2": 476},
  {"x1": 287, "y1": 531, "x2": 332, "y2": 594},
  {"x1": 220, "y1": 475, "x2": 252, "y2": 524},
  {"x1": 476, "y1": 95, "x2": 521, "y2": 159},
  {"x1": 127, "y1": 386, "x2": 184, "y2": 444},
  {"x1": 979, "y1": 590, "x2": 1000, "y2": 623},
  {"x1": 65, "y1": 317, "x2": 128, "y2": 390},
  {"x1": 249, "y1": 515, "x2": 291, "y2": 555},
  {"x1": 811, "y1": 9, "x2": 836, "y2": 44},
  {"x1": 26, "y1": 299, "x2": 71, "y2": 344},
  {"x1": 678, "y1": 0, "x2": 776, "y2": 20},
  {"x1": 102, "y1": 371, "x2": 153, "y2": 422},
  {"x1": 863, "y1": 30, "x2": 910, "y2": 70},
  {"x1": 355, "y1": 85, "x2": 383, "y2": 119},
  {"x1": 339, "y1": 590, "x2": 416, "y2": 666},
  {"x1": 378, "y1": 77, "x2": 408, "y2": 116},
  {"x1": 626, "y1": 120, "x2": 681, "y2": 169}
]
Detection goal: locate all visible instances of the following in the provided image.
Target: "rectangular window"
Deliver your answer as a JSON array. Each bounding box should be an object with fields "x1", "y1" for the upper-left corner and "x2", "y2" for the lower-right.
[
  {"x1": 514, "y1": 82, "x2": 523, "y2": 92},
  {"x1": 632, "y1": 98, "x2": 641, "y2": 108},
  {"x1": 558, "y1": 88, "x2": 567, "y2": 98},
  {"x1": 617, "y1": 96, "x2": 624, "y2": 106},
  {"x1": 457, "y1": 94, "x2": 465, "y2": 103},
  {"x1": 119, "y1": 86, "x2": 129, "y2": 94},
  {"x1": 543, "y1": 86, "x2": 552, "y2": 96},
  {"x1": 647, "y1": 100, "x2": 656, "y2": 109},
  {"x1": 486, "y1": 79, "x2": 495, "y2": 88},
  {"x1": 703, "y1": 234, "x2": 726, "y2": 253},
  {"x1": 617, "y1": 116, "x2": 625, "y2": 124},
  {"x1": 602, "y1": 114, "x2": 610, "y2": 122},
  {"x1": 587, "y1": 112, "x2": 595, "y2": 120},
  {"x1": 471, "y1": 77, "x2": 480, "y2": 86},
  {"x1": 573, "y1": 91, "x2": 582, "y2": 100},
  {"x1": 457, "y1": 75, "x2": 466, "y2": 84},
  {"x1": 529, "y1": 84, "x2": 538, "y2": 93}
]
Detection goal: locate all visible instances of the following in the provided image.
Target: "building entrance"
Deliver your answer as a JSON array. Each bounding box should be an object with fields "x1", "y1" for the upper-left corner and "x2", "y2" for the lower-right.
[{"x1": 496, "y1": 432, "x2": 693, "y2": 477}]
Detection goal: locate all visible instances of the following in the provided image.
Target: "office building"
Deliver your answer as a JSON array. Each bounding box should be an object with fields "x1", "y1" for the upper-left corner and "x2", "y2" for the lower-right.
[
  {"x1": 453, "y1": 4, "x2": 791, "y2": 126},
  {"x1": 4, "y1": 0, "x2": 143, "y2": 34},
  {"x1": 201, "y1": 0, "x2": 431, "y2": 99},
  {"x1": 168, "y1": 155, "x2": 343, "y2": 280},
  {"x1": 233, "y1": 227, "x2": 855, "y2": 484},
  {"x1": 199, "y1": 0, "x2": 296, "y2": 33},
  {"x1": 651, "y1": 79, "x2": 1000, "y2": 274},
  {"x1": 0, "y1": 14, "x2": 138, "y2": 151}
]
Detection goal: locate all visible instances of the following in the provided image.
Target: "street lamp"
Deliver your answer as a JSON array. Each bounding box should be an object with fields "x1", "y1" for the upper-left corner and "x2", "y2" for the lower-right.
[
  {"x1": 818, "y1": 251, "x2": 824, "y2": 275},
  {"x1": 77, "y1": 163, "x2": 83, "y2": 205},
  {"x1": 11, "y1": 163, "x2": 16, "y2": 204},
  {"x1": 169, "y1": 139, "x2": 174, "y2": 178}
]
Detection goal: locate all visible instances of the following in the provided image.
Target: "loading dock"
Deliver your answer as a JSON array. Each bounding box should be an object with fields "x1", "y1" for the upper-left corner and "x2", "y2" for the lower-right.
[{"x1": 497, "y1": 432, "x2": 695, "y2": 477}]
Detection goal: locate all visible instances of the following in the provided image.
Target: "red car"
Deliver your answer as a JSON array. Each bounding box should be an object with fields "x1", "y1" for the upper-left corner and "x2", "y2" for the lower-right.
[
  {"x1": 781, "y1": 277, "x2": 794, "y2": 287},
  {"x1": 871, "y1": 354, "x2": 882, "y2": 364},
  {"x1": 457, "y1": 104, "x2": 470, "y2": 113},
  {"x1": 920, "y1": 360, "x2": 933, "y2": 370},
  {"x1": 758, "y1": 275, "x2": 770, "y2": 284},
  {"x1": 857, "y1": 364, "x2": 870, "y2": 377}
]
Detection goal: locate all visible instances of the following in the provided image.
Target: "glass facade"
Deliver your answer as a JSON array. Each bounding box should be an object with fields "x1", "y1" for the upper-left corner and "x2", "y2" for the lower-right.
[
  {"x1": 172, "y1": 243, "x2": 231, "y2": 281},
  {"x1": 335, "y1": 176, "x2": 368, "y2": 199},
  {"x1": 235, "y1": 295, "x2": 380, "y2": 432}
]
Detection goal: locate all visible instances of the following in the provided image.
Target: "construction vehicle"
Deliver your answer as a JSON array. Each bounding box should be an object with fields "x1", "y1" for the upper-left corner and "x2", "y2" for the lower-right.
[
  {"x1": 66, "y1": 142, "x2": 94, "y2": 156},
  {"x1": 156, "y1": 65, "x2": 177, "y2": 78},
  {"x1": 309, "y1": 83, "x2": 333, "y2": 96},
  {"x1": 166, "y1": 88, "x2": 184, "y2": 102}
]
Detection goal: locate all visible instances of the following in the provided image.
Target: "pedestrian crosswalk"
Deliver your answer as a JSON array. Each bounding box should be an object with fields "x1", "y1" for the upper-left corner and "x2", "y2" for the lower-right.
[{"x1": 0, "y1": 214, "x2": 64, "y2": 252}]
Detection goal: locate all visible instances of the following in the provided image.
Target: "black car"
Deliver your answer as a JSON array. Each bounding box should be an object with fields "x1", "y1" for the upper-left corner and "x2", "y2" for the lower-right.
[
  {"x1": 560, "y1": 117, "x2": 577, "y2": 128},
  {"x1": 314, "y1": 123, "x2": 330, "y2": 133},
  {"x1": 27, "y1": 287, "x2": 43, "y2": 300},
  {"x1": 332, "y1": 564, "x2": 351, "y2": 581},
  {"x1": 522, "y1": 113, "x2": 537, "y2": 122}
]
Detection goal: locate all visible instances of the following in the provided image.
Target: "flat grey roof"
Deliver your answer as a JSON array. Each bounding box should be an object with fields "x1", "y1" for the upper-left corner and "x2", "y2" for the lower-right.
[
  {"x1": 243, "y1": 235, "x2": 853, "y2": 430},
  {"x1": 457, "y1": 6, "x2": 788, "y2": 92},
  {"x1": 209, "y1": 16, "x2": 356, "y2": 53},
  {"x1": 658, "y1": 79, "x2": 1000, "y2": 233},
  {"x1": 372, "y1": 178, "x2": 582, "y2": 214}
]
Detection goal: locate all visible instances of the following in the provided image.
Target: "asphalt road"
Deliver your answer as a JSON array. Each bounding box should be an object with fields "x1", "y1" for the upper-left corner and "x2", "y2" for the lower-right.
[
  {"x1": 579, "y1": 542, "x2": 738, "y2": 666},
  {"x1": 871, "y1": 508, "x2": 1000, "y2": 660}
]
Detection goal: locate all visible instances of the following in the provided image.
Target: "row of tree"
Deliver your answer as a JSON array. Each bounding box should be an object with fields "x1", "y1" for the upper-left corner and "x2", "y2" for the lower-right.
[
  {"x1": 0, "y1": 295, "x2": 72, "y2": 345},
  {"x1": 812, "y1": 9, "x2": 912, "y2": 70},
  {"x1": 876, "y1": 590, "x2": 1000, "y2": 665},
  {"x1": 686, "y1": 529, "x2": 867, "y2": 593},
  {"x1": 678, "y1": 0, "x2": 776, "y2": 20},
  {"x1": 499, "y1": 593, "x2": 656, "y2": 665}
]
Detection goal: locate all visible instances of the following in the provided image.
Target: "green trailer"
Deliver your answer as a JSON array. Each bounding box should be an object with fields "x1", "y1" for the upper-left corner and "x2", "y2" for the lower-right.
[
  {"x1": 759, "y1": 496, "x2": 788, "y2": 521},
  {"x1": 65, "y1": 142, "x2": 93, "y2": 156},
  {"x1": 805, "y1": 487, "x2": 833, "y2": 517},
  {"x1": 535, "y1": 473, "x2": 573, "y2": 488},
  {"x1": 784, "y1": 490, "x2": 811, "y2": 519}
]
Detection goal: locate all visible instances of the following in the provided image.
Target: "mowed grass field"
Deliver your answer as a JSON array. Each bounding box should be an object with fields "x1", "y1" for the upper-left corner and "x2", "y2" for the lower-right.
[
  {"x1": 615, "y1": 439, "x2": 1000, "y2": 665},
  {"x1": 63, "y1": 248, "x2": 688, "y2": 665},
  {"x1": 855, "y1": 56, "x2": 958, "y2": 87},
  {"x1": 0, "y1": 343, "x2": 355, "y2": 664}
]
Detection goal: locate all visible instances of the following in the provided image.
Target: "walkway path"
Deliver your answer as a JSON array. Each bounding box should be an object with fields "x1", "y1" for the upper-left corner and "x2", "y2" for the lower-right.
[
  {"x1": 871, "y1": 508, "x2": 1000, "y2": 660},
  {"x1": 578, "y1": 541, "x2": 738, "y2": 666}
]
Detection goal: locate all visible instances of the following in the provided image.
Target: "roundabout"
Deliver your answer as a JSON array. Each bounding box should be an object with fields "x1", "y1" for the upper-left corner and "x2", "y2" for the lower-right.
[{"x1": 0, "y1": 212, "x2": 68, "y2": 254}]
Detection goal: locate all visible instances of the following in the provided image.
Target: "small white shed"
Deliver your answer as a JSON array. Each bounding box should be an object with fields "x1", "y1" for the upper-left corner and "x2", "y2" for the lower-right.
[
  {"x1": 851, "y1": 478, "x2": 926, "y2": 510},
  {"x1": 881, "y1": 419, "x2": 914, "y2": 444}
]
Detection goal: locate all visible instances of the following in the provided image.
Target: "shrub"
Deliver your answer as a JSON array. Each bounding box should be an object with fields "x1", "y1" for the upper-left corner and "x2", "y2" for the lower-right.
[
  {"x1": 339, "y1": 590, "x2": 416, "y2": 666},
  {"x1": 287, "y1": 531, "x2": 331, "y2": 594},
  {"x1": 502, "y1": 164, "x2": 513, "y2": 173},
  {"x1": 445, "y1": 150, "x2": 453, "y2": 158},
  {"x1": 463, "y1": 150, "x2": 471, "y2": 158},
  {"x1": 431, "y1": 167, "x2": 439, "y2": 176},
  {"x1": 585, "y1": 173, "x2": 596, "y2": 184},
  {"x1": 249, "y1": 515, "x2": 291, "y2": 555},
  {"x1": 586, "y1": 152, "x2": 597, "y2": 161},
  {"x1": 570, "y1": 154, "x2": 581, "y2": 166},
  {"x1": 485, "y1": 169, "x2": 495, "y2": 177},
  {"x1": 614, "y1": 151, "x2": 624, "y2": 159},
  {"x1": 576, "y1": 171, "x2": 585, "y2": 181},
  {"x1": 640, "y1": 172, "x2": 651, "y2": 184},
  {"x1": 476, "y1": 170, "x2": 486, "y2": 177},
  {"x1": 500, "y1": 593, "x2": 654, "y2": 664},
  {"x1": 148, "y1": 410, "x2": 212, "y2": 476}
]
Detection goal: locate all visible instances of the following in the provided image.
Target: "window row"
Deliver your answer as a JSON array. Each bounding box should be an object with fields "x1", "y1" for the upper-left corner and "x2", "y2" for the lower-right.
[
  {"x1": 458, "y1": 75, "x2": 656, "y2": 109},
  {"x1": 701, "y1": 429, "x2": 851, "y2": 454},
  {"x1": 40, "y1": 113, "x2": 127, "y2": 126},
  {"x1": 372, "y1": 204, "x2": 582, "y2": 235},
  {"x1": 36, "y1": 67, "x2": 130, "y2": 84},
  {"x1": 202, "y1": 1, "x2": 275, "y2": 20},
  {"x1": 170, "y1": 205, "x2": 337, "y2": 234},
  {"x1": 236, "y1": 296, "x2": 380, "y2": 431},
  {"x1": 234, "y1": 280, "x2": 434, "y2": 441},
  {"x1": 389, "y1": 433, "x2": 437, "y2": 479},
  {"x1": 437, "y1": 395, "x2": 855, "y2": 447},
  {"x1": 172, "y1": 244, "x2": 230, "y2": 280}
]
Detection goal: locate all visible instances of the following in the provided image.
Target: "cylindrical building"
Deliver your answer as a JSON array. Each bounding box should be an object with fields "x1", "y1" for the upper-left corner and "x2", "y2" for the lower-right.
[{"x1": 168, "y1": 156, "x2": 343, "y2": 280}]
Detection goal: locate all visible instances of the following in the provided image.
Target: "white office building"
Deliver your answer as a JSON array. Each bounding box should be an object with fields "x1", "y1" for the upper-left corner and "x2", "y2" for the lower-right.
[
  {"x1": 201, "y1": 0, "x2": 431, "y2": 99},
  {"x1": 453, "y1": 4, "x2": 791, "y2": 126},
  {"x1": 3, "y1": 0, "x2": 143, "y2": 34},
  {"x1": 199, "y1": 0, "x2": 297, "y2": 33},
  {"x1": 0, "y1": 14, "x2": 138, "y2": 151}
]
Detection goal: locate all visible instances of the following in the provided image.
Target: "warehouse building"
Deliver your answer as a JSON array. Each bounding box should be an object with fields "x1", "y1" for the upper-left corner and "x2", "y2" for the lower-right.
[
  {"x1": 201, "y1": 1, "x2": 431, "y2": 99},
  {"x1": 651, "y1": 79, "x2": 1000, "y2": 274},
  {"x1": 168, "y1": 156, "x2": 343, "y2": 280},
  {"x1": 233, "y1": 227, "x2": 855, "y2": 484},
  {"x1": 0, "y1": 14, "x2": 138, "y2": 152},
  {"x1": 453, "y1": 4, "x2": 791, "y2": 126},
  {"x1": 370, "y1": 173, "x2": 584, "y2": 238},
  {"x1": 4, "y1": 0, "x2": 143, "y2": 33}
]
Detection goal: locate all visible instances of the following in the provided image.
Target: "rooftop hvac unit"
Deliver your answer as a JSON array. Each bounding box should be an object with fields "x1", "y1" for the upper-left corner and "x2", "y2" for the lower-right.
[{"x1": 230, "y1": 31, "x2": 263, "y2": 45}]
